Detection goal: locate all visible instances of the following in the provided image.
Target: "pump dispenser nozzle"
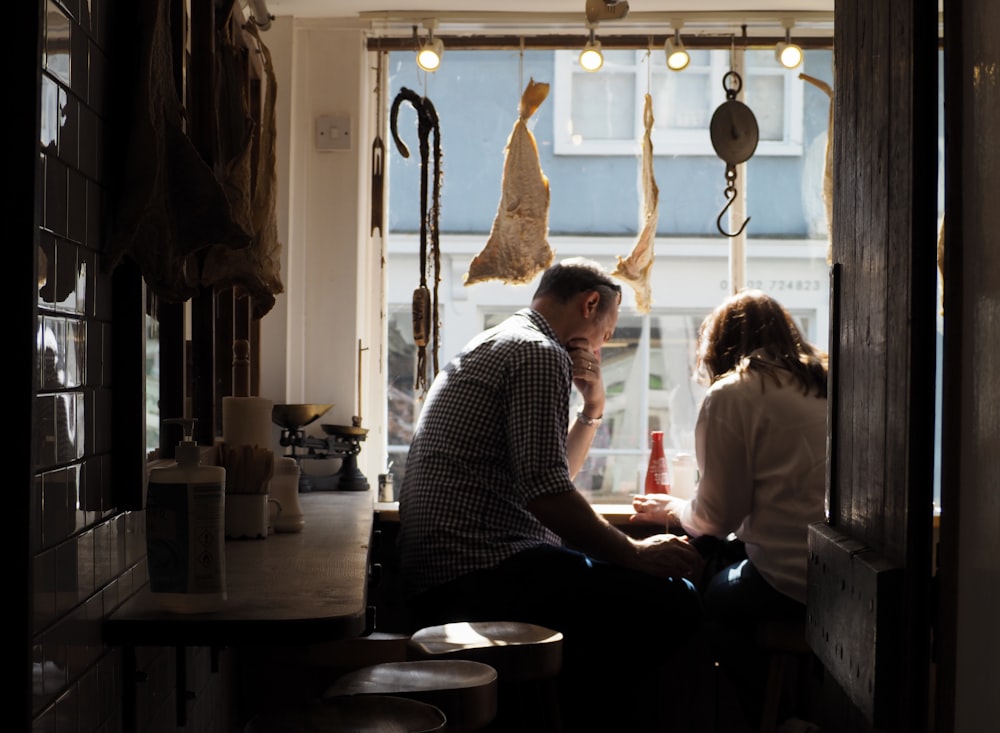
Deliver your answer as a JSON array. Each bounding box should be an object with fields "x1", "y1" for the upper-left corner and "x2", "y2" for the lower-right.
[{"x1": 163, "y1": 418, "x2": 201, "y2": 465}]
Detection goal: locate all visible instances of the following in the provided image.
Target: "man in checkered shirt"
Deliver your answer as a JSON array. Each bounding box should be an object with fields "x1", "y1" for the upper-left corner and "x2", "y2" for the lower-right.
[{"x1": 398, "y1": 258, "x2": 703, "y2": 732}]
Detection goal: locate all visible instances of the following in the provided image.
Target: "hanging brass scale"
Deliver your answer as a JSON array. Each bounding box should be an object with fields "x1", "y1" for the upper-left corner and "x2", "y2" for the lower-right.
[{"x1": 710, "y1": 70, "x2": 759, "y2": 237}]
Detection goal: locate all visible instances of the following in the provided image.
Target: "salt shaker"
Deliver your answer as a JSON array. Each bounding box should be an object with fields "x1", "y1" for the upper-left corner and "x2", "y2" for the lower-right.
[
  {"x1": 378, "y1": 473, "x2": 395, "y2": 502},
  {"x1": 269, "y1": 457, "x2": 305, "y2": 532}
]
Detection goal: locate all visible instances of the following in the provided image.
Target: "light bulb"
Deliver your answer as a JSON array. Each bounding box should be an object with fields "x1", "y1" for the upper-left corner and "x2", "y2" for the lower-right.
[
  {"x1": 775, "y1": 31, "x2": 803, "y2": 69},
  {"x1": 416, "y1": 36, "x2": 444, "y2": 72},
  {"x1": 665, "y1": 35, "x2": 690, "y2": 71},
  {"x1": 579, "y1": 39, "x2": 604, "y2": 72}
]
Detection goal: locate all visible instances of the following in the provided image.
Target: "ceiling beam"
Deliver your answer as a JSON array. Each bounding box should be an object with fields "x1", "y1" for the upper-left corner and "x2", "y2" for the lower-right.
[
  {"x1": 359, "y1": 9, "x2": 835, "y2": 40},
  {"x1": 366, "y1": 33, "x2": 834, "y2": 51}
]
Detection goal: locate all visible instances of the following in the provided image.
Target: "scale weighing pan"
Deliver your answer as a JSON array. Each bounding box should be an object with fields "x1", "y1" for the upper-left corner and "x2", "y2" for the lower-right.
[
  {"x1": 321, "y1": 424, "x2": 369, "y2": 438},
  {"x1": 272, "y1": 404, "x2": 334, "y2": 431}
]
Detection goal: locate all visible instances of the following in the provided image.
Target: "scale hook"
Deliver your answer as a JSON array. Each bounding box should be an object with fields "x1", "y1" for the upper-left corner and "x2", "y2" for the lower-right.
[{"x1": 716, "y1": 184, "x2": 750, "y2": 238}]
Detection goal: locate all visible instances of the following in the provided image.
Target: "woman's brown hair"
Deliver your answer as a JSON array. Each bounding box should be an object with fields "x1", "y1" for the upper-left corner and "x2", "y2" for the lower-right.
[{"x1": 696, "y1": 289, "x2": 828, "y2": 397}]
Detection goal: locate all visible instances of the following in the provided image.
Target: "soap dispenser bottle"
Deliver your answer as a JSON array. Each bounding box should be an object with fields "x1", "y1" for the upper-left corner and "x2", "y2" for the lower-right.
[{"x1": 146, "y1": 418, "x2": 227, "y2": 612}]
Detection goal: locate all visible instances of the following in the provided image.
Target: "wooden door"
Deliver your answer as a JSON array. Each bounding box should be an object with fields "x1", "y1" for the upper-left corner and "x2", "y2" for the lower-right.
[
  {"x1": 936, "y1": 0, "x2": 1000, "y2": 731},
  {"x1": 809, "y1": 1, "x2": 939, "y2": 731}
]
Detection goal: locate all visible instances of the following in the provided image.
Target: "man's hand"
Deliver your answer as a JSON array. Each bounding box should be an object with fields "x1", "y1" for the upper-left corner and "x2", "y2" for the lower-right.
[
  {"x1": 567, "y1": 338, "x2": 605, "y2": 409},
  {"x1": 633, "y1": 534, "x2": 704, "y2": 583}
]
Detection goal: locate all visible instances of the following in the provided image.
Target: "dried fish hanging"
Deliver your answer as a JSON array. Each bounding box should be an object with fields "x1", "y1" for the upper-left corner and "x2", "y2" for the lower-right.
[
  {"x1": 465, "y1": 44, "x2": 553, "y2": 286},
  {"x1": 390, "y1": 88, "x2": 442, "y2": 394},
  {"x1": 464, "y1": 76, "x2": 554, "y2": 286},
  {"x1": 612, "y1": 47, "x2": 660, "y2": 313},
  {"x1": 799, "y1": 72, "x2": 834, "y2": 263},
  {"x1": 936, "y1": 215, "x2": 945, "y2": 317}
]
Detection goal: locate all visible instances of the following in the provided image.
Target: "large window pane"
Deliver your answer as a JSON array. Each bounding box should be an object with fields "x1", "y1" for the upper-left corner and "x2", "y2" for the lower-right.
[
  {"x1": 386, "y1": 47, "x2": 833, "y2": 502},
  {"x1": 387, "y1": 306, "x2": 419, "y2": 486},
  {"x1": 652, "y1": 72, "x2": 713, "y2": 130},
  {"x1": 750, "y1": 74, "x2": 787, "y2": 141},
  {"x1": 570, "y1": 72, "x2": 635, "y2": 141},
  {"x1": 555, "y1": 48, "x2": 805, "y2": 156}
]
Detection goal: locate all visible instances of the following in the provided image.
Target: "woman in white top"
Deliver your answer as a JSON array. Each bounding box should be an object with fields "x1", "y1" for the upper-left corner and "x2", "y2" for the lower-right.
[{"x1": 630, "y1": 289, "x2": 828, "y2": 727}]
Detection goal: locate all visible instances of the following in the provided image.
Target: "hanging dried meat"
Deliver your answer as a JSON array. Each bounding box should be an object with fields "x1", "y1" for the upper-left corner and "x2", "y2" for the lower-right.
[
  {"x1": 109, "y1": 0, "x2": 251, "y2": 305},
  {"x1": 800, "y1": 73, "x2": 834, "y2": 264},
  {"x1": 612, "y1": 93, "x2": 659, "y2": 313},
  {"x1": 464, "y1": 79, "x2": 554, "y2": 286},
  {"x1": 200, "y1": 18, "x2": 284, "y2": 320},
  {"x1": 937, "y1": 215, "x2": 945, "y2": 316}
]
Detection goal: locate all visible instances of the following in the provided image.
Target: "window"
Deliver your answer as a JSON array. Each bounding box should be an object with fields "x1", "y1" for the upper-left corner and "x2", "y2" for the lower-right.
[
  {"x1": 387, "y1": 304, "x2": 420, "y2": 451},
  {"x1": 553, "y1": 49, "x2": 804, "y2": 157},
  {"x1": 145, "y1": 300, "x2": 160, "y2": 456},
  {"x1": 385, "y1": 47, "x2": 831, "y2": 499}
]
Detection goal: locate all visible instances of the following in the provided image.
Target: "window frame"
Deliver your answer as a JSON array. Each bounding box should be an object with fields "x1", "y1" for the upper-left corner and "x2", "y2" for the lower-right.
[{"x1": 552, "y1": 48, "x2": 805, "y2": 157}]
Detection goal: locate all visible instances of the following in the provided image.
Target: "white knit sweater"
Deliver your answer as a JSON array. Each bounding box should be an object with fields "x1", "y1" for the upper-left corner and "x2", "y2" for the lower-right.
[{"x1": 678, "y1": 360, "x2": 828, "y2": 604}]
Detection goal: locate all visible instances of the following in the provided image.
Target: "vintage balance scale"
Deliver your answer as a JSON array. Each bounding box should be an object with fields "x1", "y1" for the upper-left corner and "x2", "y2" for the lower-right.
[
  {"x1": 270, "y1": 341, "x2": 372, "y2": 492},
  {"x1": 271, "y1": 404, "x2": 370, "y2": 492}
]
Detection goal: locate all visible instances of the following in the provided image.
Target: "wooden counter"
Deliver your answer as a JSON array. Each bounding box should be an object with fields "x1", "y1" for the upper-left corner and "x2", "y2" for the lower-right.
[
  {"x1": 106, "y1": 491, "x2": 376, "y2": 648},
  {"x1": 375, "y1": 501, "x2": 636, "y2": 526}
]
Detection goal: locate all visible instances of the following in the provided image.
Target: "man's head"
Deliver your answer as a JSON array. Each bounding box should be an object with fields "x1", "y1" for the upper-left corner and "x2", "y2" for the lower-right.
[{"x1": 532, "y1": 258, "x2": 622, "y2": 350}]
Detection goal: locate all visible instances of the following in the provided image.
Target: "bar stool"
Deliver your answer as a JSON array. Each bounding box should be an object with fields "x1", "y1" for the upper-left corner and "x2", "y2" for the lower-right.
[
  {"x1": 407, "y1": 621, "x2": 564, "y2": 733},
  {"x1": 324, "y1": 659, "x2": 499, "y2": 733},
  {"x1": 244, "y1": 695, "x2": 447, "y2": 732},
  {"x1": 757, "y1": 621, "x2": 815, "y2": 733}
]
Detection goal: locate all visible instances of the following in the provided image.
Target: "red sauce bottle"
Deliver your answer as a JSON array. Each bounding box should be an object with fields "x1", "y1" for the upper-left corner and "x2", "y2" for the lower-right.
[{"x1": 644, "y1": 430, "x2": 671, "y2": 494}]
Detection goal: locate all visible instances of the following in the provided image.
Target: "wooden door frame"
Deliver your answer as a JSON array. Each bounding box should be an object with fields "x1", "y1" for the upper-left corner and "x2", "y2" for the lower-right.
[{"x1": 809, "y1": 1, "x2": 939, "y2": 731}]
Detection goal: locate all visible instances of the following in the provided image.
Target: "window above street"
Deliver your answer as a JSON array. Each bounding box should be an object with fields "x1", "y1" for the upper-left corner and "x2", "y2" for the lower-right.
[{"x1": 552, "y1": 49, "x2": 804, "y2": 157}]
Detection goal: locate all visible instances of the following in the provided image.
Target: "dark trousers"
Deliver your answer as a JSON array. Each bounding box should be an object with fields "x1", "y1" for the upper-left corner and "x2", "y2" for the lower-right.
[
  {"x1": 691, "y1": 536, "x2": 807, "y2": 730},
  {"x1": 407, "y1": 544, "x2": 703, "y2": 733}
]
